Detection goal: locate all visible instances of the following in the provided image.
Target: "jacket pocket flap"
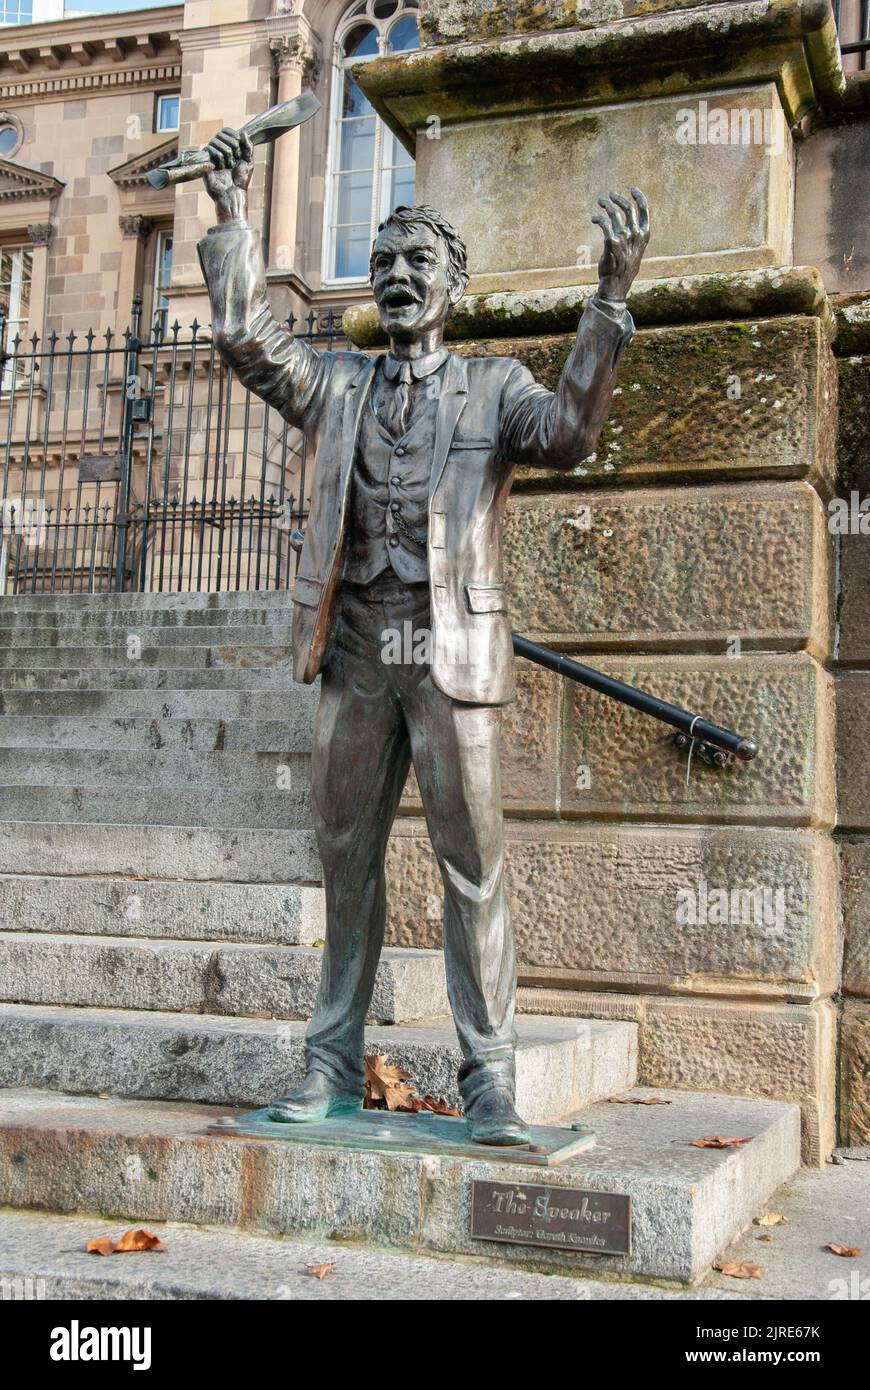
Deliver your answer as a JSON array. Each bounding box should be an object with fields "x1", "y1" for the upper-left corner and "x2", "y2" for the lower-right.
[
  {"x1": 465, "y1": 582, "x2": 506, "y2": 614},
  {"x1": 293, "y1": 576, "x2": 323, "y2": 608},
  {"x1": 450, "y1": 436, "x2": 491, "y2": 451}
]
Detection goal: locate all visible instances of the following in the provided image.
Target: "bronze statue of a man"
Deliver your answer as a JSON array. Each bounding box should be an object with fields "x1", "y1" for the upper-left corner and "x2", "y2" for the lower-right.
[{"x1": 199, "y1": 126, "x2": 649, "y2": 1144}]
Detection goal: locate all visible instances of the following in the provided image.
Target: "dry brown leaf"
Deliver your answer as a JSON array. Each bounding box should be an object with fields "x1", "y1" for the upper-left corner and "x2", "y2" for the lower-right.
[
  {"x1": 86, "y1": 1228, "x2": 164, "y2": 1256},
  {"x1": 757, "y1": 1234, "x2": 774, "y2": 1243},
  {"x1": 364, "y1": 1054, "x2": 416, "y2": 1111},
  {"x1": 114, "y1": 1228, "x2": 164, "y2": 1253},
  {"x1": 714, "y1": 1260, "x2": 763, "y2": 1280},
  {"x1": 691, "y1": 1136, "x2": 753, "y2": 1149},
  {"x1": 754, "y1": 1212, "x2": 788, "y2": 1228},
  {"x1": 85, "y1": 1236, "x2": 116, "y2": 1257},
  {"x1": 410, "y1": 1095, "x2": 461, "y2": 1116},
  {"x1": 608, "y1": 1095, "x2": 672, "y2": 1106},
  {"x1": 304, "y1": 1262, "x2": 337, "y2": 1280},
  {"x1": 826, "y1": 1243, "x2": 860, "y2": 1258}
]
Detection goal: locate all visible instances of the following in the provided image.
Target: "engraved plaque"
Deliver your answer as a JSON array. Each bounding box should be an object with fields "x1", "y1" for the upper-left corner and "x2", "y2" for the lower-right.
[
  {"x1": 78, "y1": 454, "x2": 122, "y2": 483},
  {"x1": 471, "y1": 1180, "x2": 631, "y2": 1256}
]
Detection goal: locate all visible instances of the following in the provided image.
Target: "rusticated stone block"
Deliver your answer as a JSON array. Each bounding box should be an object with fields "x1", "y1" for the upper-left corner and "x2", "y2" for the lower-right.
[
  {"x1": 837, "y1": 355, "x2": 870, "y2": 495},
  {"x1": 836, "y1": 673, "x2": 870, "y2": 830},
  {"x1": 561, "y1": 653, "x2": 834, "y2": 827},
  {"x1": 414, "y1": 83, "x2": 792, "y2": 292},
  {"x1": 839, "y1": 1002, "x2": 870, "y2": 1146},
  {"x1": 839, "y1": 534, "x2": 870, "y2": 665},
  {"x1": 514, "y1": 989, "x2": 835, "y2": 1163},
  {"x1": 386, "y1": 820, "x2": 840, "y2": 998},
  {"x1": 479, "y1": 317, "x2": 836, "y2": 490},
  {"x1": 403, "y1": 659, "x2": 559, "y2": 814},
  {"x1": 842, "y1": 838, "x2": 870, "y2": 997},
  {"x1": 503, "y1": 482, "x2": 832, "y2": 656}
]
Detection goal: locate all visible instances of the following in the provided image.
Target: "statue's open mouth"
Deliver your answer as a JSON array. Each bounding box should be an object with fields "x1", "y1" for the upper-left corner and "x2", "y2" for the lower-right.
[{"x1": 381, "y1": 287, "x2": 418, "y2": 309}]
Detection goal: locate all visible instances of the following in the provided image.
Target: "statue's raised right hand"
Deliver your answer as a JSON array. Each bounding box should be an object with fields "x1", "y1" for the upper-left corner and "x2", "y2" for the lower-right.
[{"x1": 203, "y1": 127, "x2": 253, "y2": 223}]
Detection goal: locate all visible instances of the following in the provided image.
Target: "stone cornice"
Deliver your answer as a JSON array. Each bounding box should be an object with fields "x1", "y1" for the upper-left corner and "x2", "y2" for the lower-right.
[
  {"x1": 344, "y1": 266, "x2": 834, "y2": 346},
  {"x1": 177, "y1": 21, "x2": 266, "y2": 54},
  {"x1": 108, "y1": 137, "x2": 178, "y2": 191},
  {"x1": 0, "y1": 6, "x2": 182, "y2": 97},
  {"x1": 0, "y1": 158, "x2": 64, "y2": 205},
  {"x1": 356, "y1": 0, "x2": 847, "y2": 152}
]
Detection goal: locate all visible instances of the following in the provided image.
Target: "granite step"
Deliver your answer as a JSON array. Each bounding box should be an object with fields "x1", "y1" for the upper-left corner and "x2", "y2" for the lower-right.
[
  {"x1": 0, "y1": 1084, "x2": 799, "y2": 1285},
  {"x1": 0, "y1": 623, "x2": 295, "y2": 650},
  {"x1": 0, "y1": 590, "x2": 293, "y2": 613},
  {"x1": 0, "y1": 934, "x2": 447, "y2": 1025},
  {"x1": 0, "y1": 666, "x2": 301, "y2": 691},
  {"x1": 0, "y1": 786, "x2": 312, "y2": 830},
  {"x1": 0, "y1": 688, "x2": 316, "y2": 719},
  {"x1": 0, "y1": 874, "x2": 325, "y2": 944},
  {"x1": 0, "y1": 714, "x2": 315, "y2": 752},
  {"x1": 0, "y1": 645, "x2": 294, "y2": 670},
  {"x1": 0, "y1": 1008, "x2": 635, "y2": 1120},
  {"x1": 0, "y1": 747, "x2": 311, "y2": 787},
  {"x1": 0, "y1": 604, "x2": 290, "y2": 632},
  {"x1": 0, "y1": 821, "x2": 320, "y2": 881}
]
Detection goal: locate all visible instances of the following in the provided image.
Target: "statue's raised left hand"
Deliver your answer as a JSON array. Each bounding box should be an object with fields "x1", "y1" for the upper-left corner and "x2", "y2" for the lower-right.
[{"x1": 592, "y1": 187, "x2": 649, "y2": 302}]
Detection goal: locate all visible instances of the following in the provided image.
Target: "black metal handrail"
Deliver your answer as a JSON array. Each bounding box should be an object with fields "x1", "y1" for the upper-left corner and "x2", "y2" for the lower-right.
[{"x1": 512, "y1": 634, "x2": 759, "y2": 763}]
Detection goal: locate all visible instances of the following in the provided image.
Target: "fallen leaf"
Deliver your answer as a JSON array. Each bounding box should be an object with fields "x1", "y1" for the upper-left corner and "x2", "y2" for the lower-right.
[
  {"x1": 691, "y1": 1136, "x2": 753, "y2": 1149},
  {"x1": 754, "y1": 1212, "x2": 788, "y2": 1227},
  {"x1": 364, "y1": 1054, "x2": 416, "y2": 1111},
  {"x1": 714, "y1": 1261, "x2": 762, "y2": 1280},
  {"x1": 410, "y1": 1095, "x2": 461, "y2": 1116},
  {"x1": 86, "y1": 1237, "x2": 116, "y2": 1257},
  {"x1": 608, "y1": 1095, "x2": 672, "y2": 1106},
  {"x1": 826, "y1": 1243, "x2": 860, "y2": 1257},
  {"x1": 114, "y1": 1228, "x2": 164, "y2": 1253},
  {"x1": 757, "y1": 1234, "x2": 774, "y2": 1243},
  {"x1": 304, "y1": 1262, "x2": 336, "y2": 1280},
  {"x1": 312, "y1": 939, "x2": 325, "y2": 949},
  {"x1": 86, "y1": 1228, "x2": 164, "y2": 1256}
]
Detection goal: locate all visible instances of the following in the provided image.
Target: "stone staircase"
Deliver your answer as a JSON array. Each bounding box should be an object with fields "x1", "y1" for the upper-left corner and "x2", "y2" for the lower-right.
[{"x1": 0, "y1": 590, "x2": 800, "y2": 1290}]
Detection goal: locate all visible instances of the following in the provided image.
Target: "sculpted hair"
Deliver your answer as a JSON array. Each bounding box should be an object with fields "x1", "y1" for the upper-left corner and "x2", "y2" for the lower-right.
[{"x1": 370, "y1": 205, "x2": 469, "y2": 299}]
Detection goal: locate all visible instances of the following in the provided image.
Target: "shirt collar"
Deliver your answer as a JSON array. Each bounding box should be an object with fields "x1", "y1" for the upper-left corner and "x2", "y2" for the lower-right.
[{"x1": 382, "y1": 347, "x2": 449, "y2": 382}]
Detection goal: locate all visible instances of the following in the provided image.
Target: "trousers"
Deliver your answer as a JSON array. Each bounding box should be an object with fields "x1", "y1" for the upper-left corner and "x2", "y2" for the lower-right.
[{"x1": 304, "y1": 570, "x2": 517, "y2": 1108}]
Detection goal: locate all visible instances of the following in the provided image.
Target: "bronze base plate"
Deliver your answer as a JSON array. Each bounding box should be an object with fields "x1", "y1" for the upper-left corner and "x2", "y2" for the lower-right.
[{"x1": 207, "y1": 1107, "x2": 595, "y2": 1166}]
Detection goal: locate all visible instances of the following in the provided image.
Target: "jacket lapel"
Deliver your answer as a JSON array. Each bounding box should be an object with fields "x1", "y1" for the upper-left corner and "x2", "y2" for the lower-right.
[
  {"x1": 429, "y1": 352, "x2": 468, "y2": 500},
  {"x1": 338, "y1": 356, "x2": 378, "y2": 509}
]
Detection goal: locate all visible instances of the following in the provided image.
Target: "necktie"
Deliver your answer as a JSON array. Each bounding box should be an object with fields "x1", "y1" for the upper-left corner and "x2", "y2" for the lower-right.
[{"x1": 385, "y1": 360, "x2": 412, "y2": 438}]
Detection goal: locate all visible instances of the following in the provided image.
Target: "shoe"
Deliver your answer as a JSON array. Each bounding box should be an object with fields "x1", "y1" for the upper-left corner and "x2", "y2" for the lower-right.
[
  {"x1": 268, "y1": 1070, "x2": 363, "y2": 1123},
  {"x1": 466, "y1": 1087, "x2": 531, "y2": 1146}
]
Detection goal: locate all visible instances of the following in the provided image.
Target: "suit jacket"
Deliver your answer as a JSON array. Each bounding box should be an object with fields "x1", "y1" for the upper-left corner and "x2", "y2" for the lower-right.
[{"x1": 198, "y1": 221, "x2": 634, "y2": 705}]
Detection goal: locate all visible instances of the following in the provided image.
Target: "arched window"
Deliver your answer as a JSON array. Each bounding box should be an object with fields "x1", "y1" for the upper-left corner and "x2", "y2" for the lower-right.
[{"x1": 324, "y1": 0, "x2": 419, "y2": 283}]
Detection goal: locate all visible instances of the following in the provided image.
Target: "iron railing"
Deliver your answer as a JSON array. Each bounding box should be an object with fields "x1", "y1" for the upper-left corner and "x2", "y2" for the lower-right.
[
  {"x1": 836, "y1": 0, "x2": 870, "y2": 69},
  {"x1": 0, "y1": 300, "x2": 347, "y2": 595}
]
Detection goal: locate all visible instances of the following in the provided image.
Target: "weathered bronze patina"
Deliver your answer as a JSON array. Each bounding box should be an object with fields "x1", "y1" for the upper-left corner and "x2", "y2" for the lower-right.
[{"x1": 197, "y1": 122, "x2": 649, "y2": 1147}]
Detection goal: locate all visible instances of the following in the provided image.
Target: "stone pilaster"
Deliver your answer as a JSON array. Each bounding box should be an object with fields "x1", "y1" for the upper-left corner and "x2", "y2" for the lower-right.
[{"x1": 266, "y1": 19, "x2": 321, "y2": 272}]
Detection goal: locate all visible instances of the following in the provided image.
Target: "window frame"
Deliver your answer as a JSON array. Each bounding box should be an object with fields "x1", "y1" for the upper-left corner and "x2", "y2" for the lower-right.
[
  {"x1": 149, "y1": 227, "x2": 174, "y2": 338},
  {"x1": 0, "y1": 242, "x2": 33, "y2": 391},
  {"x1": 154, "y1": 92, "x2": 181, "y2": 135},
  {"x1": 321, "y1": 0, "x2": 419, "y2": 288}
]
